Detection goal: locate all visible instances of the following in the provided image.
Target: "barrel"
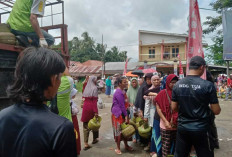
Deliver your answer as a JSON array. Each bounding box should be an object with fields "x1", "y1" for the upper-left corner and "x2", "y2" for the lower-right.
[{"x1": 0, "y1": 49, "x2": 18, "y2": 110}]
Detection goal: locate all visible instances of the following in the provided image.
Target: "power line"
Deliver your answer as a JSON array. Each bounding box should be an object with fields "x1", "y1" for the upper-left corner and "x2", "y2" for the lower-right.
[{"x1": 199, "y1": 8, "x2": 216, "y2": 11}]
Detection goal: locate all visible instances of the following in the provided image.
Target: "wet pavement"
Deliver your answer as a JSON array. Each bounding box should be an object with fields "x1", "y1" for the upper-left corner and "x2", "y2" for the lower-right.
[{"x1": 73, "y1": 93, "x2": 232, "y2": 157}]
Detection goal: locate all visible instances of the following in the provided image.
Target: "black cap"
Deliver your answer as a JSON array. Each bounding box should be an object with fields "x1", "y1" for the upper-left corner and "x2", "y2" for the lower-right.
[{"x1": 189, "y1": 56, "x2": 206, "y2": 69}]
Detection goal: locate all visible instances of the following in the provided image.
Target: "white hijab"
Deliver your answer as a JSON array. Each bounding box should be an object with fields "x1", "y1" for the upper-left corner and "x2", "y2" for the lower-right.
[{"x1": 82, "y1": 75, "x2": 98, "y2": 97}]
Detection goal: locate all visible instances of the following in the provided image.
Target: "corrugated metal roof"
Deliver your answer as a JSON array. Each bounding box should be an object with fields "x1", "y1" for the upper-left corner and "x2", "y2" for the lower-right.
[
  {"x1": 70, "y1": 61, "x2": 82, "y2": 66},
  {"x1": 69, "y1": 64, "x2": 102, "y2": 77},
  {"x1": 104, "y1": 62, "x2": 138, "y2": 71},
  {"x1": 82, "y1": 60, "x2": 102, "y2": 66}
]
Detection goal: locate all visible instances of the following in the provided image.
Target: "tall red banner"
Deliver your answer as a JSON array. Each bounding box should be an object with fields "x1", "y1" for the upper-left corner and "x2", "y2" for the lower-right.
[
  {"x1": 178, "y1": 54, "x2": 184, "y2": 74},
  {"x1": 123, "y1": 57, "x2": 128, "y2": 76},
  {"x1": 187, "y1": 0, "x2": 206, "y2": 79},
  {"x1": 178, "y1": 54, "x2": 184, "y2": 79}
]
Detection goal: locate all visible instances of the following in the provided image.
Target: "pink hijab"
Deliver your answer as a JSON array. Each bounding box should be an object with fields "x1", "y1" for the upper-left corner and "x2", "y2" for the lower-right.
[{"x1": 82, "y1": 76, "x2": 98, "y2": 97}]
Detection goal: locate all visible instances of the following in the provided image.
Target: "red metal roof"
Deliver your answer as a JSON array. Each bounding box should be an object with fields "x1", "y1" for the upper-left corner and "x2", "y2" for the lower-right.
[
  {"x1": 82, "y1": 60, "x2": 102, "y2": 66},
  {"x1": 70, "y1": 61, "x2": 82, "y2": 66},
  {"x1": 69, "y1": 60, "x2": 102, "y2": 77}
]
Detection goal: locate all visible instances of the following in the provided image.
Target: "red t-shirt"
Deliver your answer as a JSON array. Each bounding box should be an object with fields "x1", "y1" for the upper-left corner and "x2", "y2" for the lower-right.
[{"x1": 227, "y1": 78, "x2": 232, "y2": 88}]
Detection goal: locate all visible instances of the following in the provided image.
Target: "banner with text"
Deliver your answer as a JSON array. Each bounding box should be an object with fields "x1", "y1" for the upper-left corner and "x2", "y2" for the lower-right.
[{"x1": 223, "y1": 9, "x2": 232, "y2": 60}]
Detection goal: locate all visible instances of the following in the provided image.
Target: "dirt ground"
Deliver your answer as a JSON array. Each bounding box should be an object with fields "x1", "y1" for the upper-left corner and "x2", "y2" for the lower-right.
[{"x1": 73, "y1": 93, "x2": 232, "y2": 157}]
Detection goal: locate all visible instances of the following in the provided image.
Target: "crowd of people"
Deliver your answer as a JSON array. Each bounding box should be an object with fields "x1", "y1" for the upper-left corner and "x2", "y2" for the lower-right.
[
  {"x1": 0, "y1": 48, "x2": 222, "y2": 157},
  {"x1": 0, "y1": 0, "x2": 224, "y2": 156},
  {"x1": 110, "y1": 56, "x2": 221, "y2": 157},
  {"x1": 216, "y1": 74, "x2": 232, "y2": 101}
]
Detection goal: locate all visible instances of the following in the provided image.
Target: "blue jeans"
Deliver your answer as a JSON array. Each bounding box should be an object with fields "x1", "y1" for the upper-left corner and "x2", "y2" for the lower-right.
[{"x1": 11, "y1": 29, "x2": 55, "y2": 47}]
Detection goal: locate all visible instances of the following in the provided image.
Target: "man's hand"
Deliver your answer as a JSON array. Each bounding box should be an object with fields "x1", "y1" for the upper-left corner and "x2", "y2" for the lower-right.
[
  {"x1": 125, "y1": 116, "x2": 129, "y2": 124},
  {"x1": 94, "y1": 113, "x2": 98, "y2": 118},
  {"x1": 210, "y1": 103, "x2": 221, "y2": 115},
  {"x1": 39, "y1": 38, "x2": 48, "y2": 48},
  {"x1": 144, "y1": 118, "x2": 148, "y2": 122},
  {"x1": 138, "y1": 110, "x2": 143, "y2": 118}
]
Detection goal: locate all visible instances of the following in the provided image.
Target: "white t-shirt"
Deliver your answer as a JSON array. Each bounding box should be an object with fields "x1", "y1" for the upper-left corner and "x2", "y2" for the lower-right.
[{"x1": 31, "y1": 0, "x2": 46, "y2": 17}]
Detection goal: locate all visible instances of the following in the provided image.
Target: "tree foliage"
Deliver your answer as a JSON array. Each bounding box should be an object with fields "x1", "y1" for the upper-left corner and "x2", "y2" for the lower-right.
[
  {"x1": 203, "y1": 0, "x2": 232, "y2": 65},
  {"x1": 205, "y1": 35, "x2": 225, "y2": 65},
  {"x1": 69, "y1": 32, "x2": 127, "y2": 63}
]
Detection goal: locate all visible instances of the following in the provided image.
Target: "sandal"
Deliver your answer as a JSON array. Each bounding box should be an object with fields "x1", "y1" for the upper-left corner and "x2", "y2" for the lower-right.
[
  {"x1": 125, "y1": 146, "x2": 134, "y2": 151},
  {"x1": 83, "y1": 145, "x2": 92, "y2": 151},
  {"x1": 92, "y1": 139, "x2": 99, "y2": 144},
  {"x1": 115, "y1": 149, "x2": 122, "y2": 155},
  {"x1": 151, "y1": 153, "x2": 157, "y2": 157}
]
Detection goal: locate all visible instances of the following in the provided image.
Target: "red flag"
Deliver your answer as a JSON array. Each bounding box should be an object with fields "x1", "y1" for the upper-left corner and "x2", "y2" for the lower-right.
[
  {"x1": 178, "y1": 54, "x2": 184, "y2": 74},
  {"x1": 123, "y1": 57, "x2": 128, "y2": 76},
  {"x1": 178, "y1": 54, "x2": 184, "y2": 79},
  {"x1": 186, "y1": 0, "x2": 206, "y2": 79}
]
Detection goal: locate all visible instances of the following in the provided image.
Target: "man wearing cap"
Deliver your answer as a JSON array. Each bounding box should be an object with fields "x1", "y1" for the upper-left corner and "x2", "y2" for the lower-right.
[
  {"x1": 7, "y1": 0, "x2": 54, "y2": 47},
  {"x1": 225, "y1": 74, "x2": 232, "y2": 101},
  {"x1": 171, "y1": 56, "x2": 221, "y2": 157}
]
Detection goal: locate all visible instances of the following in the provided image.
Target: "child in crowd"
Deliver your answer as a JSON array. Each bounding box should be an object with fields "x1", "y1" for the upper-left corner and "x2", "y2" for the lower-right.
[{"x1": 218, "y1": 83, "x2": 226, "y2": 98}]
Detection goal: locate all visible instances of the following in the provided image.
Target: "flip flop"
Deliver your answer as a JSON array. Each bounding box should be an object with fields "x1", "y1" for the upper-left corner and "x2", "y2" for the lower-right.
[
  {"x1": 83, "y1": 145, "x2": 92, "y2": 151},
  {"x1": 125, "y1": 146, "x2": 134, "y2": 151},
  {"x1": 92, "y1": 139, "x2": 99, "y2": 144},
  {"x1": 150, "y1": 152, "x2": 157, "y2": 157},
  {"x1": 152, "y1": 154, "x2": 157, "y2": 157},
  {"x1": 115, "y1": 149, "x2": 122, "y2": 155}
]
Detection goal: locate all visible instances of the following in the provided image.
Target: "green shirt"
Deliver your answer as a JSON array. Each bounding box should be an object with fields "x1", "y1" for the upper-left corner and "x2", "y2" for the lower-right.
[
  {"x1": 57, "y1": 76, "x2": 73, "y2": 122},
  {"x1": 7, "y1": 0, "x2": 46, "y2": 32}
]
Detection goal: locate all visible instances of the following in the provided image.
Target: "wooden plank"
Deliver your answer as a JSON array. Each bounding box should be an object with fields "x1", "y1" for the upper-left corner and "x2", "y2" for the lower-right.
[{"x1": 0, "y1": 43, "x2": 24, "y2": 53}]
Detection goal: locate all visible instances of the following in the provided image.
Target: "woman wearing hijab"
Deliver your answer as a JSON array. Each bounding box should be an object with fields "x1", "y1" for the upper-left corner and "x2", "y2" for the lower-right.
[
  {"x1": 70, "y1": 87, "x2": 81, "y2": 155},
  {"x1": 105, "y1": 76, "x2": 112, "y2": 97},
  {"x1": 112, "y1": 76, "x2": 134, "y2": 155},
  {"x1": 82, "y1": 75, "x2": 89, "y2": 93},
  {"x1": 144, "y1": 75, "x2": 161, "y2": 127},
  {"x1": 56, "y1": 68, "x2": 81, "y2": 155},
  {"x1": 81, "y1": 76, "x2": 99, "y2": 150},
  {"x1": 143, "y1": 75, "x2": 161, "y2": 153},
  {"x1": 127, "y1": 77, "x2": 139, "y2": 143},
  {"x1": 155, "y1": 74, "x2": 178, "y2": 157}
]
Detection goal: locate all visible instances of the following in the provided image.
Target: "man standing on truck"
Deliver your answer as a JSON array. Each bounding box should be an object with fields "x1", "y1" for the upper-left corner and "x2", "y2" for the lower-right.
[{"x1": 7, "y1": 0, "x2": 55, "y2": 47}]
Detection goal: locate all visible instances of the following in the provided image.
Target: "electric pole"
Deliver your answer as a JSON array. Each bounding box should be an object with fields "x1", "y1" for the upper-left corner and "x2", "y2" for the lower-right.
[{"x1": 101, "y1": 34, "x2": 104, "y2": 79}]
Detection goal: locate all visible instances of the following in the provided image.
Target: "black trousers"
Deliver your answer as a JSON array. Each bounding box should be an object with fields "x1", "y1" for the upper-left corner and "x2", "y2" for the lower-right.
[
  {"x1": 174, "y1": 129, "x2": 214, "y2": 157},
  {"x1": 209, "y1": 115, "x2": 219, "y2": 149}
]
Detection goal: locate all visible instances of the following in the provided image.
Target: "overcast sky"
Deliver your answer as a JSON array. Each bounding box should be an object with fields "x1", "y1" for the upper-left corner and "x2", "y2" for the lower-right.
[{"x1": 1, "y1": 0, "x2": 220, "y2": 61}]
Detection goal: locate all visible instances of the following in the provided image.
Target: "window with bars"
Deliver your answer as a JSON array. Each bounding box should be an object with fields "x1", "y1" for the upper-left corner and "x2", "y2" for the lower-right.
[
  {"x1": 172, "y1": 46, "x2": 179, "y2": 58},
  {"x1": 149, "y1": 47, "x2": 155, "y2": 58}
]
